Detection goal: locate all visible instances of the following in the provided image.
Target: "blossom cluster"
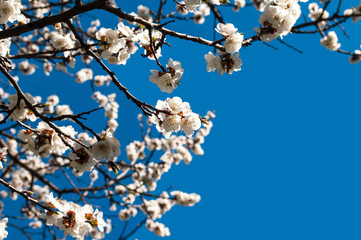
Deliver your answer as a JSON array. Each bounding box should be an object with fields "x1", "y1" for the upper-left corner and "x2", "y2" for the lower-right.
[
  {"x1": 41, "y1": 192, "x2": 106, "y2": 238},
  {"x1": 0, "y1": 218, "x2": 8, "y2": 240},
  {"x1": 92, "y1": 92, "x2": 120, "y2": 131},
  {"x1": 205, "y1": 23, "x2": 244, "y2": 75},
  {"x1": 257, "y1": 0, "x2": 308, "y2": 42},
  {"x1": 308, "y1": 2, "x2": 329, "y2": 28},
  {"x1": 343, "y1": 1, "x2": 361, "y2": 23},
  {"x1": 146, "y1": 220, "x2": 170, "y2": 237},
  {"x1": 216, "y1": 23, "x2": 244, "y2": 54},
  {"x1": 0, "y1": 37, "x2": 11, "y2": 57},
  {"x1": 18, "y1": 122, "x2": 77, "y2": 158},
  {"x1": 8, "y1": 93, "x2": 39, "y2": 122},
  {"x1": 320, "y1": 31, "x2": 341, "y2": 51},
  {"x1": 70, "y1": 130, "x2": 121, "y2": 172},
  {"x1": 205, "y1": 51, "x2": 242, "y2": 75},
  {"x1": 149, "y1": 97, "x2": 201, "y2": 139},
  {"x1": 149, "y1": 58, "x2": 184, "y2": 93},
  {"x1": 2, "y1": 0, "x2": 361, "y2": 239},
  {"x1": 0, "y1": 0, "x2": 27, "y2": 24}
]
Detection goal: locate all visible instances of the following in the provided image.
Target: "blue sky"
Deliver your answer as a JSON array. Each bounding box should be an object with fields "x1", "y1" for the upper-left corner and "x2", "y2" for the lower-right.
[{"x1": 3, "y1": 0, "x2": 361, "y2": 239}]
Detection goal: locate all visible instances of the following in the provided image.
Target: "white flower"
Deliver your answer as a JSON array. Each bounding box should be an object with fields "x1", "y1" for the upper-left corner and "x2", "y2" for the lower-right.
[
  {"x1": 0, "y1": 218, "x2": 8, "y2": 240},
  {"x1": 96, "y1": 27, "x2": 126, "y2": 60},
  {"x1": 216, "y1": 23, "x2": 238, "y2": 37},
  {"x1": 117, "y1": 22, "x2": 137, "y2": 41},
  {"x1": 181, "y1": 113, "x2": 201, "y2": 137},
  {"x1": 149, "y1": 72, "x2": 176, "y2": 93},
  {"x1": 30, "y1": 0, "x2": 50, "y2": 18},
  {"x1": 0, "y1": 0, "x2": 22, "y2": 24},
  {"x1": 167, "y1": 96, "x2": 190, "y2": 114},
  {"x1": 96, "y1": 28, "x2": 118, "y2": 43},
  {"x1": 19, "y1": 60, "x2": 36, "y2": 75},
  {"x1": 46, "y1": 94, "x2": 59, "y2": 106},
  {"x1": 136, "y1": 29, "x2": 163, "y2": 60},
  {"x1": 75, "y1": 68, "x2": 93, "y2": 83},
  {"x1": 137, "y1": 5, "x2": 152, "y2": 22},
  {"x1": 50, "y1": 33, "x2": 74, "y2": 50},
  {"x1": 146, "y1": 220, "x2": 170, "y2": 237},
  {"x1": 8, "y1": 93, "x2": 38, "y2": 121},
  {"x1": 119, "y1": 207, "x2": 137, "y2": 220},
  {"x1": 0, "y1": 147, "x2": 7, "y2": 169},
  {"x1": 163, "y1": 115, "x2": 182, "y2": 133},
  {"x1": 94, "y1": 75, "x2": 111, "y2": 87},
  {"x1": 349, "y1": 50, "x2": 361, "y2": 64},
  {"x1": 69, "y1": 147, "x2": 98, "y2": 172},
  {"x1": 43, "y1": 61, "x2": 53, "y2": 76},
  {"x1": 90, "y1": 130, "x2": 120, "y2": 161},
  {"x1": 0, "y1": 37, "x2": 10, "y2": 57},
  {"x1": 55, "y1": 104, "x2": 73, "y2": 116},
  {"x1": 258, "y1": 0, "x2": 306, "y2": 42},
  {"x1": 233, "y1": 0, "x2": 246, "y2": 11},
  {"x1": 224, "y1": 33, "x2": 244, "y2": 54},
  {"x1": 171, "y1": 191, "x2": 201, "y2": 206},
  {"x1": 308, "y1": 2, "x2": 329, "y2": 28},
  {"x1": 193, "y1": 11, "x2": 205, "y2": 24},
  {"x1": 149, "y1": 58, "x2": 184, "y2": 93},
  {"x1": 82, "y1": 205, "x2": 107, "y2": 232},
  {"x1": 204, "y1": 51, "x2": 218, "y2": 72},
  {"x1": 205, "y1": 51, "x2": 242, "y2": 75},
  {"x1": 184, "y1": 0, "x2": 201, "y2": 12},
  {"x1": 18, "y1": 122, "x2": 77, "y2": 157},
  {"x1": 29, "y1": 220, "x2": 42, "y2": 229},
  {"x1": 41, "y1": 193, "x2": 106, "y2": 238},
  {"x1": 320, "y1": 31, "x2": 341, "y2": 51},
  {"x1": 176, "y1": 1, "x2": 189, "y2": 15},
  {"x1": 149, "y1": 97, "x2": 201, "y2": 138}
]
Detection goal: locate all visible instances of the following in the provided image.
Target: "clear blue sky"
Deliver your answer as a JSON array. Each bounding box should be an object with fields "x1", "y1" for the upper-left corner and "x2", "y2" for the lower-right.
[{"x1": 4, "y1": 1, "x2": 361, "y2": 239}]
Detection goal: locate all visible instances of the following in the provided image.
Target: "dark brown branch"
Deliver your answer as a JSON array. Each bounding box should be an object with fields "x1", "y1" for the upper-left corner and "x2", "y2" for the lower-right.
[
  {"x1": 0, "y1": 178, "x2": 51, "y2": 211},
  {"x1": 0, "y1": 0, "x2": 106, "y2": 40},
  {"x1": 102, "y1": 5, "x2": 226, "y2": 52}
]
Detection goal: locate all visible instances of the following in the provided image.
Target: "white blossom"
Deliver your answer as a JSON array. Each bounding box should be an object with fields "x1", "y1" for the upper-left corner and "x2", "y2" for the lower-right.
[
  {"x1": 41, "y1": 193, "x2": 106, "y2": 238},
  {"x1": 90, "y1": 130, "x2": 121, "y2": 161},
  {"x1": 171, "y1": 190, "x2": 201, "y2": 206},
  {"x1": 308, "y1": 2, "x2": 329, "y2": 28},
  {"x1": 0, "y1": 37, "x2": 10, "y2": 57},
  {"x1": 176, "y1": 1, "x2": 189, "y2": 15},
  {"x1": 233, "y1": 0, "x2": 246, "y2": 11},
  {"x1": 184, "y1": 0, "x2": 201, "y2": 12},
  {"x1": 149, "y1": 59, "x2": 184, "y2": 93},
  {"x1": 18, "y1": 122, "x2": 77, "y2": 157},
  {"x1": 8, "y1": 93, "x2": 38, "y2": 121},
  {"x1": 146, "y1": 220, "x2": 170, "y2": 237},
  {"x1": 0, "y1": 147, "x2": 7, "y2": 169},
  {"x1": 55, "y1": 104, "x2": 73, "y2": 116},
  {"x1": 69, "y1": 147, "x2": 98, "y2": 172},
  {"x1": 19, "y1": 60, "x2": 36, "y2": 75},
  {"x1": 320, "y1": 31, "x2": 341, "y2": 51},
  {"x1": 0, "y1": 0, "x2": 22, "y2": 24},
  {"x1": 149, "y1": 97, "x2": 201, "y2": 138},
  {"x1": 75, "y1": 68, "x2": 93, "y2": 84},
  {"x1": 224, "y1": 33, "x2": 244, "y2": 54},
  {"x1": 349, "y1": 49, "x2": 361, "y2": 64},
  {"x1": 205, "y1": 51, "x2": 242, "y2": 75},
  {"x1": 258, "y1": 0, "x2": 307, "y2": 42},
  {"x1": 50, "y1": 33, "x2": 75, "y2": 57},
  {"x1": 0, "y1": 218, "x2": 8, "y2": 240},
  {"x1": 216, "y1": 23, "x2": 238, "y2": 37}
]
